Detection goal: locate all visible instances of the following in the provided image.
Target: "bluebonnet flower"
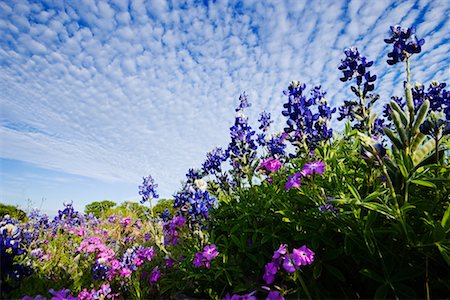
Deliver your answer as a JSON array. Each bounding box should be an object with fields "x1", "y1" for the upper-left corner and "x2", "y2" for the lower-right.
[
  {"x1": 338, "y1": 47, "x2": 383, "y2": 136},
  {"x1": 173, "y1": 176, "x2": 217, "y2": 222},
  {"x1": 338, "y1": 47, "x2": 376, "y2": 98},
  {"x1": 202, "y1": 147, "x2": 227, "y2": 175},
  {"x1": 138, "y1": 175, "x2": 159, "y2": 204},
  {"x1": 282, "y1": 81, "x2": 335, "y2": 152},
  {"x1": 236, "y1": 92, "x2": 251, "y2": 111},
  {"x1": 384, "y1": 25, "x2": 425, "y2": 65},
  {"x1": 258, "y1": 111, "x2": 273, "y2": 132},
  {"x1": 186, "y1": 168, "x2": 202, "y2": 182},
  {"x1": 265, "y1": 133, "x2": 287, "y2": 158},
  {"x1": 226, "y1": 93, "x2": 258, "y2": 183}
]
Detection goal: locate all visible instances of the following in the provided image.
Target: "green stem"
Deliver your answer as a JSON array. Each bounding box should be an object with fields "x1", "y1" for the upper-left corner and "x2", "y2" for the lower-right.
[
  {"x1": 297, "y1": 271, "x2": 312, "y2": 300},
  {"x1": 406, "y1": 56, "x2": 411, "y2": 85},
  {"x1": 425, "y1": 256, "x2": 430, "y2": 300}
]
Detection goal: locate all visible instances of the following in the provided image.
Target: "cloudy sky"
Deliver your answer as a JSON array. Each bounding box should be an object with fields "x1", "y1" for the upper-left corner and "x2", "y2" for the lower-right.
[{"x1": 0, "y1": 0, "x2": 449, "y2": 215}]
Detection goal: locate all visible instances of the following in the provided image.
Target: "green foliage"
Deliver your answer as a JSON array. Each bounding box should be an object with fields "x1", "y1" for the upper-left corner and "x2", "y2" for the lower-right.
[
  {"x1": 209, "y1": 132, "x2": 450, "y2": 298},
  {"x1": 0, "y1": 203, "x2": 27, "y2": 221},
  {"x1": 84, "y1": 200, "x2": 116, "y2": 218},
  {"x1": 153, "y1": 198, "x2": 176, "y2": 216}
]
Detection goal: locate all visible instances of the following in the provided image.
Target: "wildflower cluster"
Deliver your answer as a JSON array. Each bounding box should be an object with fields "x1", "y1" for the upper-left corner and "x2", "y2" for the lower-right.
[
  {"x1": 202, "y1": 147, "x2": 228, "y2": 175},
  {"x1": 162, "y1": 215, "x2": 185, "y2": 245},
  {"x1": 263, "y1": 244, "x2": 315, "y2": 285},
  {"x1": 384, "y1": 25, "x2": 424, "y2": 65},
  {"x1": 337, "y1": 47, "x2": 383, "y2": 135},
  {"x1": 282, "y1": 81, "x2": 335, "y2": 152},
  {"x1": 193, "y1": 244, "x2": 219, "y2": 268},
  {"x1": 173, "y1": 173, "x2": 216, "y2": 221},
  {"x1": 0, "y1": 216, "x2": 32, "y2": 291},
  {"x1": 285, "y1": 161, "x2": 326, "y2": 190},
  {"x1": 226, "y1": 92, "x2": 258, "y2": 183}
]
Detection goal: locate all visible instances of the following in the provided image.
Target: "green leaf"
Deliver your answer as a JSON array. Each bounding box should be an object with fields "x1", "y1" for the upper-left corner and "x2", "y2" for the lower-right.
[
  {"x1": 411, "y1": 100, "x2": 429, "y2": 136},
  {"x1": 412, "y1": 138, "x2": 435, "y2": 166},
  {"x1": 313, "y1": 263, "x2": 322, "y2": 279},
  {"x1": 360, "y1": 203, "x2": 395, "y2": 219},
  {"x1": 410, "y1": 179, "x2": 437, "y2": 189},
  {"x1": 347, "y1": 184, "x2": 361, "y2": 201},
  {"x1": 230, "y1": 234, "x2": 242, "y2": 249},
  {"x1": 441, "y1": 205, "x2": 450, "y2": 231},
  {"x1": 374, "y1": 284, "x2": 389, "y2": 299},
  {"x1": 437, "y1": 243, "x2": 450, "y2": 267},
  {"x1": 363, "y1": 190, "x2": 385, "y2": 202},
  {"x1": 324, "y1": 264, "x2": 346, "y2": 282},
  {"x1": 360, "y1": 268, "x2": 384, "y2": 283},
  {"x1": 392, "y1": 111, "x2": 408, "y2": 145},
  {"x1": 390, "y1": 100, "x2": 408, "y2": 126},
  {"x1": 384, "y1": 127, "x2": 404, "y2": 150}
]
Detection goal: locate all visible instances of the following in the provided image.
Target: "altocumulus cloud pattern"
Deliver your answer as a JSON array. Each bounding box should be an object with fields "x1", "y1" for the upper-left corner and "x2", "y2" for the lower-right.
[{"x1": 0, "y1": 0, "x2": 449, "y2": 201}]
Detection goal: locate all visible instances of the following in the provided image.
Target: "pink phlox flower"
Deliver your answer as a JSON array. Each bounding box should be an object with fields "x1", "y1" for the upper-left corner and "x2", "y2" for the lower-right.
[
  {"x1": 301, "y1": 161, "x2": 326, "y2": 176},
  {"x1": 266, "y1": 290, "x2": 285, "y2": 300},
  {"x1": 149, "y1": 266, "x2": 161, "y2": 283},
  {"x1": 202, "y1": 244, "x2": 219, "y2": 261},
  {"x1": 272, "y1": 244, "x2": 287, "y2": 261},
  {"x1": 132, "y1": 256, "x2": 144, "y2": 266},
  {"x1": 120, "y1": 217, "x2": 131, "y2": 227},
  {"x1": 258, "y1": 158, "x2": 282, "y2": 173},
  {"x1": 292, "y1": 245, "x2": 315, "y2": 266},
  {"x1": 282, "y1": 255, "x2": 296, "y2": 273},
  {"x1": 49, "y1": 288, "x2": 77, "y2": 300},
  {"x1": 193, "y1": 252, "x2": 204, "y2": 268},
  {"x1": 98, "y1": 248, "x2": 115, "y2": 261},
  {"x1": 263, "y1": 262, "x2": 278, "y2": 285},
  {"x1": 285, "y1": 172, "x2": 303, "y2": 190},
  {"x1": 119, "y1": 267, "x2": 132, "y2": 278},
  {"x1": 110, "y1": 259, "x2": 121, "y2": 271},
  {"x1": 76, "y1": 227, "x2": 85, "y2": 237},
  {"x1": 77, "y1": 289, "x2": 92, "y2": 300}
]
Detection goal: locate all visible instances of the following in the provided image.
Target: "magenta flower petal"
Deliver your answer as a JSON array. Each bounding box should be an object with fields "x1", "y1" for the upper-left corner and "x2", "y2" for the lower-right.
[
  {"x1": 292, "y1": 245, "x2": 315, "y2": 266},
  {"x1": 285, "y1": 172, "x2": 302, "y2": 190},
  {"x1": 302, "y1": 161, "x2": 326, "y2": 176}
]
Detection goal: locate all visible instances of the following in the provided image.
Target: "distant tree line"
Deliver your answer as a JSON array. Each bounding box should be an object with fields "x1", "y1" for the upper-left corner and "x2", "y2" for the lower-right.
[{"x1": 84, "y1": 199, "x2": 176, "y2": 219}]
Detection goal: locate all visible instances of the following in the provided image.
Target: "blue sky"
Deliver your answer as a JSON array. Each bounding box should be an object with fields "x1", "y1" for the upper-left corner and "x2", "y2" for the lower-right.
[{"x1": 1, "y1": 0, "x2": 449, "y2": 215}]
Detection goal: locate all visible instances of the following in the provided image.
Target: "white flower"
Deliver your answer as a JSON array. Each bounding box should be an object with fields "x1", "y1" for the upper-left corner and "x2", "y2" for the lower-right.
[{"x1": 195, "y1": 179, "x2": 208, "y2": 192}]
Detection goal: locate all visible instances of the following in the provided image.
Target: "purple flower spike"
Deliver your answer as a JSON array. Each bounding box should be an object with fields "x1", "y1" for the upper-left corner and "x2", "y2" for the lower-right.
[
  {"x1": 285, "y1": 172, "x2": 303, "y2": 190},
  {"x1": 302, "y1": 161, "x2": 326, "y2": 176}
]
